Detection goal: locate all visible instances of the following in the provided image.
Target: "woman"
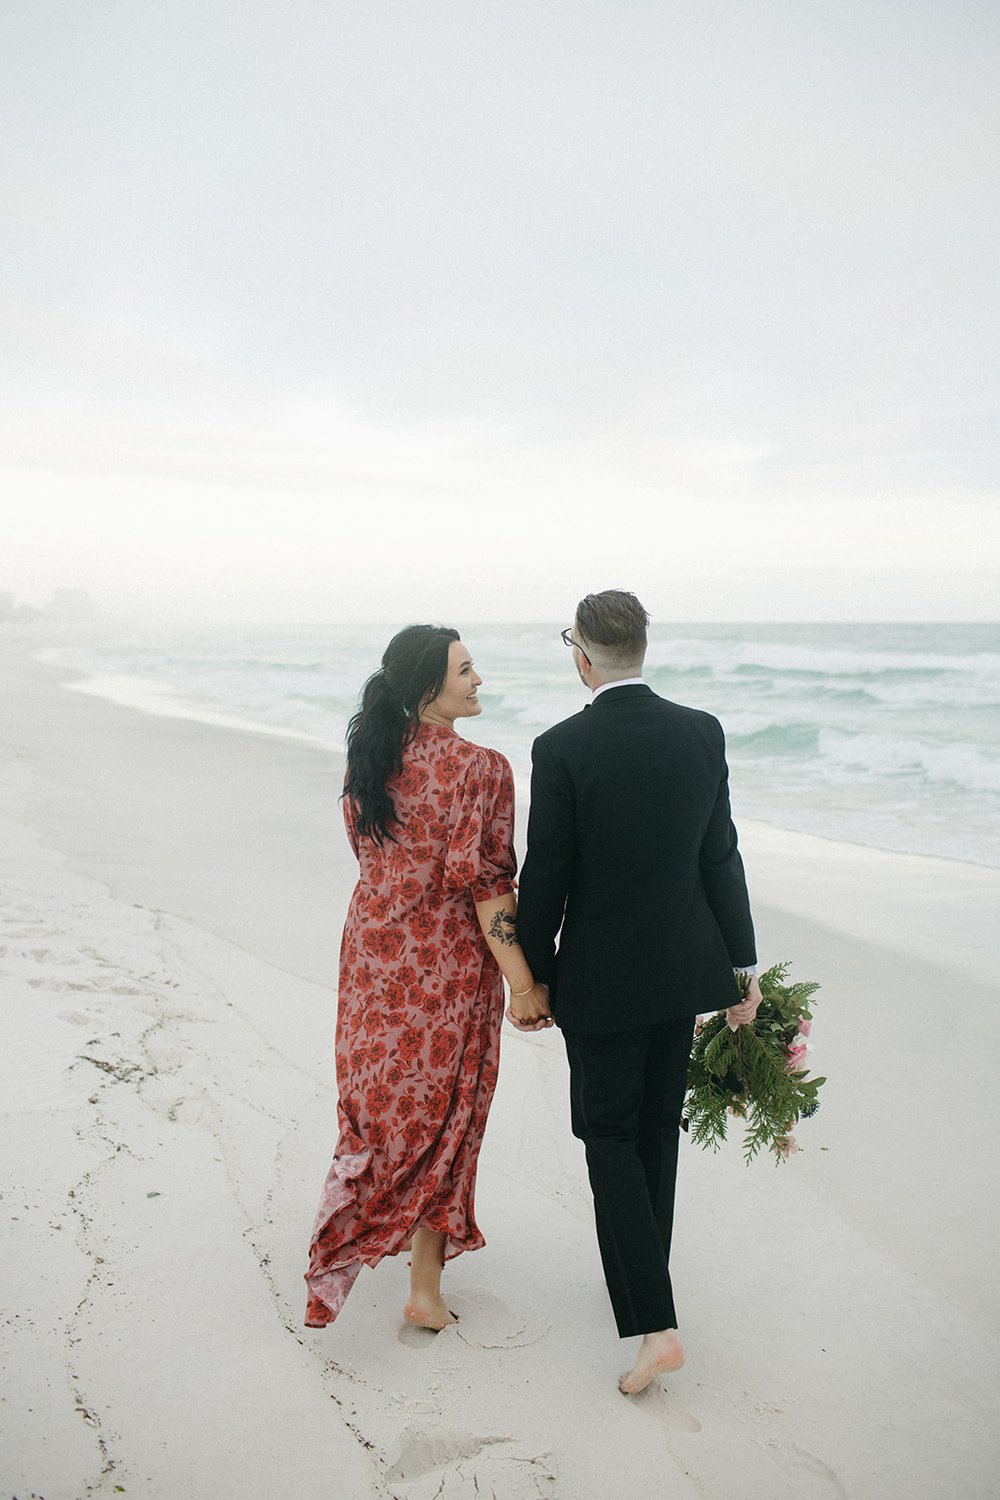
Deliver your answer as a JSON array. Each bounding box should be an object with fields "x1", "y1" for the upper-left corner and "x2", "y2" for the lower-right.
[{"x1": 305, "y1": 624, "x2": 552, "y2": 1331}]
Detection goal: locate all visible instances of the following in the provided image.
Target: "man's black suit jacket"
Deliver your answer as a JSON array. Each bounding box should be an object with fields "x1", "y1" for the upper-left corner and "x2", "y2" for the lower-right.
[{"x1": 516, "y1": 683, "x2": 757, "y2": 1033}]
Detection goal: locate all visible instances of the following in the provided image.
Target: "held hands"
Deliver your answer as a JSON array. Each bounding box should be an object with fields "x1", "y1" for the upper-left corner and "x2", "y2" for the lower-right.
[
  {"x1": 506, "y1": 982, "x2": 554, "y2": 1032},
  {"x1": 726, "y1": 973, "x2": 763, "y2": 1031}
]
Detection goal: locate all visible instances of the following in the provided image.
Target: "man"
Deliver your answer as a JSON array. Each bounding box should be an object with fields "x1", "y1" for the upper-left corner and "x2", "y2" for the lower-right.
[{"x1": 514, "y1": 589, "x2": 761, "y2": 1395}]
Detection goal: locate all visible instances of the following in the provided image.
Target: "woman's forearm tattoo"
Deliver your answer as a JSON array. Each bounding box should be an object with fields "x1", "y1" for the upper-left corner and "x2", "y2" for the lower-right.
[{"x1": 487, "y1": 909, "x2": 518, "y2": 947}]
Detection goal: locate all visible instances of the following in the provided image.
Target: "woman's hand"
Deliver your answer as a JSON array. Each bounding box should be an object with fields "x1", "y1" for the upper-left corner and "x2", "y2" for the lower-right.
[{"x1": 506, "y1": 982, "x2": 554, "y2": 1032}]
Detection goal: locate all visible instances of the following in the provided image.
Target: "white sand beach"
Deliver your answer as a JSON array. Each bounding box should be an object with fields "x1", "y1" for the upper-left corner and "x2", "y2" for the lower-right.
[{"x1": 2, "y1": 641, "x2": 999, "y2": 1500}]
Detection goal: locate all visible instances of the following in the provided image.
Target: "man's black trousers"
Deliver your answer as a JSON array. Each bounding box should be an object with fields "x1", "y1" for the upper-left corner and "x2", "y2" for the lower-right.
[{"x1": 562, "y1": 1013, "x2": 696, "y2": 1339}]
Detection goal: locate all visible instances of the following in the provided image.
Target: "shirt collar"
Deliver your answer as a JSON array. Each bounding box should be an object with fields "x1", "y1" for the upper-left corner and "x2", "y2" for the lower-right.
[{"x1": 591, "y1": 676, "x2": 646, "y2": 701}]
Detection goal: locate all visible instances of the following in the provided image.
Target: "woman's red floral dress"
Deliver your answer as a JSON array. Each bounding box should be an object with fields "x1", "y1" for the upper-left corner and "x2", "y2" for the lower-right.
[{"x1": 304, "y1": 723, "x2": 516, "y2": 1326}]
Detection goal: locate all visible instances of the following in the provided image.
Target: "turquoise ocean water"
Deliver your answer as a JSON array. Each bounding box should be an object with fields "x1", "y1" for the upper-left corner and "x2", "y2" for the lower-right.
[{"x1": 42, "y1": 622, "x2": 1000, "y2": 869}]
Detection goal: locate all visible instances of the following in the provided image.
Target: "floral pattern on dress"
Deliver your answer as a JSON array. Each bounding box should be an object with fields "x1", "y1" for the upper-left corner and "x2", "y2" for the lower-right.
[{"x1": 304, "y1": 723, "x2": 516, "y2": 1327}]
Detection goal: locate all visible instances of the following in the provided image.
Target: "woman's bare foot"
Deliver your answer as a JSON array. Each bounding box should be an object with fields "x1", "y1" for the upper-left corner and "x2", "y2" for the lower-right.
[
  {"x1": 618, "y1": 1329, "x2": 685, "y2": 1394},
  {"x1": 403, "y1": 1293, "x2": 457, "y2": 1331},
  {"x1": 404, "y1": 1228, "x2": 455, "y2": 1328}
]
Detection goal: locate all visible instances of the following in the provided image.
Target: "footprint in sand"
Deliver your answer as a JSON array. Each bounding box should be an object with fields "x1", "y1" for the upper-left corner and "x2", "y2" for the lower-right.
[
  {"x1": 397, "y1": 1321, "x2": 456, "y2": 1350},
  {"x1": 641, "y1": 1385, "x2": 702, "y2": 1432},
  {"x1": 761, "y1": 1439, "x2": 848, "y2": 1497},
  {"x1": 410, "y1": 1454, "x2": 557, "y2": 1499},
  {"x1": 387, "y1": 1427, "x2": 556, "y2": 1498},
  {"x1": 663, "y1": 1404, "x2": 702, "y2": 1434},
  {"x1": 448, "y1": 1290, "x2": 551, "y2": 1350},
  {"x1": 387, "y1": 1427, "x2": 508, "y2": 1481},
  {"x1": 396, "y1": 1290, "x2": 549, "y2": 1352}
]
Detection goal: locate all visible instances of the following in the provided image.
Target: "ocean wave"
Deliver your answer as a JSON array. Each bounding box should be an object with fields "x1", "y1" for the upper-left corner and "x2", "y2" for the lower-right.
[
  {"x1": 648, "y1": 638, "x2": 1000, "y2": 682},
  {"x1": 818, "y1": 729, "x2": 1000, "y2": 795},
  {"x1": 38, "y1": 623, "x2": 1000, "y2": 866},
  {"x1": 726, "y1": 722, "x2": 822, "y2": 755},
  {"x1": 846, "y1": 676, "x2": 1000, "y2": 710}
]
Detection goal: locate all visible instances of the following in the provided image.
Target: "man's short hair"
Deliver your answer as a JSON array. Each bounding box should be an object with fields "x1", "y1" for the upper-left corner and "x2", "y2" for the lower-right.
[{"x1": 575, "y1": 590, "x2": 650, "y2": 668}]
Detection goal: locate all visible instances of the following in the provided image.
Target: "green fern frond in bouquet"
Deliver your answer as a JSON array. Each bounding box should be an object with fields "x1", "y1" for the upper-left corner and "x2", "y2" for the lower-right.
[{"x1": 684, "y1": 962, "x2": 825, "y2": 1164}]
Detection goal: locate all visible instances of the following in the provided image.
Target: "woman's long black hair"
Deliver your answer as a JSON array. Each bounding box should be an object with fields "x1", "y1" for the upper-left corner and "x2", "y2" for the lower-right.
[{"x1": 344, "y1": 624, "x2": 460, "y2": 844}]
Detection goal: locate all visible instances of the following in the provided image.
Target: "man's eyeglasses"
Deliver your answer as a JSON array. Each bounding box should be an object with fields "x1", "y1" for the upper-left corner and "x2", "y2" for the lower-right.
[{"x1": 560, "y1": 628, "x2": 589, "y2": 659}]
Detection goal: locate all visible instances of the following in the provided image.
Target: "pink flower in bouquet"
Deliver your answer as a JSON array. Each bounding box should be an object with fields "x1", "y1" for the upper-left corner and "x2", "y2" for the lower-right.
[
  {"x1": 776, "y1": 1134, "x2": 799, "y2": 1158},
  {"x1": 786, "y1": 1042, "x2": 808, "y2": 1072},
  {"x1": 797, "y1": 1018, "x2": 812, "y2": 1036}
]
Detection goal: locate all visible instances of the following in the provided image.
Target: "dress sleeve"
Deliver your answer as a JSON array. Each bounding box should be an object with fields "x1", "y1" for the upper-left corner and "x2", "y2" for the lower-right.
[{"x1": 443, "y1": 751, "x2": 517, "y2": 902}]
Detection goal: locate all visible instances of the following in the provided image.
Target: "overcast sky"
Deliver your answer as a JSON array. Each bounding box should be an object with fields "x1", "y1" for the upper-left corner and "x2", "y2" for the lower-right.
[{"x1": 2, "y1": 0, "x2": 997, "y2": 624}]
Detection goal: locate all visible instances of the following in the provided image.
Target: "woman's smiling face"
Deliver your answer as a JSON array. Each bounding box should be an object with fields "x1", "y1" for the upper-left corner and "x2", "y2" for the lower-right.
[{"x1": 421, "y1": 640, "x2": 483, "y2": 724}]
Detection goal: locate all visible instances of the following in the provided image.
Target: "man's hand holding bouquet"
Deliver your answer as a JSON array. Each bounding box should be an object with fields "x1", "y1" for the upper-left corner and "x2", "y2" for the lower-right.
[{"x1": 685, "y1": 963, "x2": 825, "y2": 1164}]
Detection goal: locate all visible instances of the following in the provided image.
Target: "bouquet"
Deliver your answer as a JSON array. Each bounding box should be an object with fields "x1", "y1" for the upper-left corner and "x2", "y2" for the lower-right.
[{"x1": 684, "y1": 962, "x2": 825, "y2": 1164}]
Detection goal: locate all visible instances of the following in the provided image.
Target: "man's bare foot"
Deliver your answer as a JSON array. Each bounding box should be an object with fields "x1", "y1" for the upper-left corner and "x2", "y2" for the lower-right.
[
  {"x1": 618, "y1": 1329, "x2": 685, "y2": 1394},
  {"x1": 403, "y1": 1294, "x2": 457, "y2": 1331}
]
